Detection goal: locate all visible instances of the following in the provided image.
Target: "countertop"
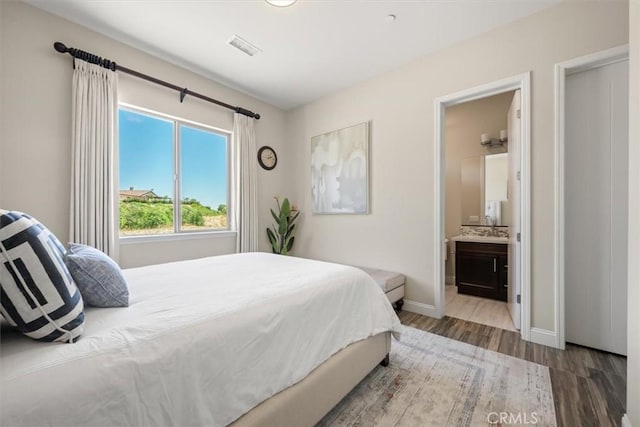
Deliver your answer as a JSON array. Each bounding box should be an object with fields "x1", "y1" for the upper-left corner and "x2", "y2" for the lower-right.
[{"x1": 450, "y1": 235, "x2": 510, "y2": 244}]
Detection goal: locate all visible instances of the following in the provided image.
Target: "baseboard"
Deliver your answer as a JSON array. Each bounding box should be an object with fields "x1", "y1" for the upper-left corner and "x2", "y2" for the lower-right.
[
  {"x1": 622, "y1": 414, "x2": 632, "y2": 427},
  {"x1": 403, "y1": 299, "x2": 440, "y2": 318},
  {"x1": 529, "y1": 327, "x2": 558, "y2": 348},
  {"x1": 445, "y1": 275, "x2": 455, "y2": 285}
]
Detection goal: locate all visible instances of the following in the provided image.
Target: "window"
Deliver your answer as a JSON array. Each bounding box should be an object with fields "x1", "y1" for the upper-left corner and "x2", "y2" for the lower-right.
[{"x1": 118, "y1": 107, "x2": 229, "y2": 236}]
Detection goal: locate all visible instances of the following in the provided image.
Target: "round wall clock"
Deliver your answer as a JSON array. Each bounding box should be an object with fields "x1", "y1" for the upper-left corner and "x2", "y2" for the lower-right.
[{"x1": 257, "y1": 146, "x2": 278, "y2": 170}]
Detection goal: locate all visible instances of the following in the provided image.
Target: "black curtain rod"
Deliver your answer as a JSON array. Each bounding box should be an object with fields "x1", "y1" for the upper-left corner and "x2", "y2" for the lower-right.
[{"x1": 53, "y1": 42, "x2": 260, "y2": 120}]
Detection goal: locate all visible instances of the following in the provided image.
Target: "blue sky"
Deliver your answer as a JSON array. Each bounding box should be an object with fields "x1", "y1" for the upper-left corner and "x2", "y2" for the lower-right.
[{"x1": 119, "y1": 109, "x2": 228, "y2": 209}]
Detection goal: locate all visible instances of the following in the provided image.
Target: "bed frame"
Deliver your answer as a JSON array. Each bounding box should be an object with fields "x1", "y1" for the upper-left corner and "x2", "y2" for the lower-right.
[{"x1": 232, "y1": 332, "x2": 391, "y2": 426}]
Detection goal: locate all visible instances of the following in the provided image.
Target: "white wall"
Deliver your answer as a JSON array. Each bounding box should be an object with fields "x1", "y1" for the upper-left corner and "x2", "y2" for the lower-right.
[
  {"x1": 285, "y1": 1, "x2": 628, "y2": 331},
  {"x1": 0, "y1": 1, "x2": 289, "y2": 268},
  {"x1": 627, "y1": 0, "x2": 639, "y2": 424},
  {"x1": 444, "y1": 92, "x2": 511, "y2": 278}
]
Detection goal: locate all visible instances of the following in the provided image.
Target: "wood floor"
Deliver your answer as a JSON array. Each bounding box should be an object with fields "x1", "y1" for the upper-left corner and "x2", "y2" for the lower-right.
[{"x1": 398, "y1": 311, "x2": 627, "y2": 427}]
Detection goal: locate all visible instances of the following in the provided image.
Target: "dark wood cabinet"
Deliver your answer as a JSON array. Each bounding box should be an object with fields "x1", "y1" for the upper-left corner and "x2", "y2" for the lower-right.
[{"x1": 455, "y1": 241, "x2": 508, "y2": 301}]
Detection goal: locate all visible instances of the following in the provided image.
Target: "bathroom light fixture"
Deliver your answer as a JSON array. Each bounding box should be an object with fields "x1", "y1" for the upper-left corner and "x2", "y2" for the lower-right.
[{"x1": 265, "y1": 0, "x2": 297, "y2": 6}]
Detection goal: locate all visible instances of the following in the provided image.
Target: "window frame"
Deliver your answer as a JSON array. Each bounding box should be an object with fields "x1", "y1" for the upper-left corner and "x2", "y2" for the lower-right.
[{"x1": 118, "y1": 103, "x2": 233, "y2": 241}]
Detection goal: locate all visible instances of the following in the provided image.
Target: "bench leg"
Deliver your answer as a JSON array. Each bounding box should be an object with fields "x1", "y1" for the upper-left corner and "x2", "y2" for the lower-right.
[
  {"x1": 395, "y1": 299, "x2": 404, "y2": 311},
  {"x1": 380, "y1": 354, "x2": 389, "y2": 367}
]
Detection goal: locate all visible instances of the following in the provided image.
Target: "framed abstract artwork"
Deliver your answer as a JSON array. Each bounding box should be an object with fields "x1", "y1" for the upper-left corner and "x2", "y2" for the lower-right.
[{"x1": 310, "y1": 122, "x2": 369, "y2": 214}]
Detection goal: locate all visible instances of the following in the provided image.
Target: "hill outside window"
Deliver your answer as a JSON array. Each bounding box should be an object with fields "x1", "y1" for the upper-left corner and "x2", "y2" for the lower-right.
[{"x1": 118, "y1": 106, "x2": 230, "y2": 237}]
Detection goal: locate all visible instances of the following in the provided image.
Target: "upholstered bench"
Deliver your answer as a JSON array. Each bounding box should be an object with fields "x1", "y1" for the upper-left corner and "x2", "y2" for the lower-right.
[{"x1": 358, "y1": 267, "x2": 405, "y2": 311}]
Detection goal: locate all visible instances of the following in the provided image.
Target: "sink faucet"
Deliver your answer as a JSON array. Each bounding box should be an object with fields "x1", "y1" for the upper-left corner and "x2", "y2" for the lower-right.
[{"x1": 485, "y1": 215, "x2": 497, "y2": 236}]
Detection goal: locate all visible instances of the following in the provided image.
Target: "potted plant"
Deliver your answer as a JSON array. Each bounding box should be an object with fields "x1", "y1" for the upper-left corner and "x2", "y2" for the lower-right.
[{"x1": 266, "y1": 196, "x2": 299, "y2": 255}]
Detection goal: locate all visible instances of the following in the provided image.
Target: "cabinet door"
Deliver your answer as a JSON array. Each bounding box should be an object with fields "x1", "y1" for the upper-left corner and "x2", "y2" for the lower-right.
[{"x1": 456, "y1": 253, "x2": 501, "y2": 300}]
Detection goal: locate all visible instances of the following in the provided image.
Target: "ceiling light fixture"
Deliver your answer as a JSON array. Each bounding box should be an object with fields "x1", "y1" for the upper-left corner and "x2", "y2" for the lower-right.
[{"x1": 265, "y1": 0, "x2": 297, "y2": 7}]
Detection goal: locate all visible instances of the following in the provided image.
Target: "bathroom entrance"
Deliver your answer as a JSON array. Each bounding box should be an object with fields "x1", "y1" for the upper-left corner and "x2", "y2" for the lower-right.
[
  {"x1": 434, "y1": 74, "x2": 531, "y2": 339},
  {"x1": 444, "y1": 91, "x2": 519, "y2": 331}
]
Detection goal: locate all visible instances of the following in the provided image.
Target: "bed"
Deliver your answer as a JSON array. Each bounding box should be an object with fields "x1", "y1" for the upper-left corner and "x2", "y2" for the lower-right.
[{"x1": 1, "y1": 252, "x2": 401, "y2": 426}]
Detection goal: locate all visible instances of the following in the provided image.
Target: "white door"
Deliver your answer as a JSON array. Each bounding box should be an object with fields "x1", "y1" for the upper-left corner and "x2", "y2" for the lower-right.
[
  {"x1": 507, "y1": 90, "x2": 521, "y2": 330},
  {"x1": 565, "y1": 60, "x2": 628, "y2": 355}
]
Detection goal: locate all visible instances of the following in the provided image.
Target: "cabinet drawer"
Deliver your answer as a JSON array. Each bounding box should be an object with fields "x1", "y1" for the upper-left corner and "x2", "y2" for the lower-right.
[{"x1": 456, "y1": 241, "x2": 507, "y2": 255}]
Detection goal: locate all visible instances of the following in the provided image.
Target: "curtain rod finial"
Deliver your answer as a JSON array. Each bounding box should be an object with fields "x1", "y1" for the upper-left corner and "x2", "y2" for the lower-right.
[
  {"x1": 54, "y1": 42, "x2": 68, "y2": 53},
  {"x1": 235, "y1": 106, "x2": 260, "y2": 120}
]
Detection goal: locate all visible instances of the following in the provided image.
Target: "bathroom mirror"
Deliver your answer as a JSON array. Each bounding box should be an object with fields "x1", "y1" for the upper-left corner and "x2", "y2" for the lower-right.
[{"x1": 460, "y1": 153, "x2": 509, "y2": 226}]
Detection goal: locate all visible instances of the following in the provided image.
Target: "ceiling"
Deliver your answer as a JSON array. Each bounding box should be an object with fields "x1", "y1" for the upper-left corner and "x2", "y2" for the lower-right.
[{"x1": 26, "y1": 0, "x2": 558, "y2": 110}]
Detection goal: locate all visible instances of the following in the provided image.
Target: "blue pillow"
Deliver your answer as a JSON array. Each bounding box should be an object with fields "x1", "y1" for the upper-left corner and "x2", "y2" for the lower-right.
[
  {"x1": 65, "y1": 243, "x2": 129, "y2": 307},
  {"x1": 0, "y1": 210, "x2": 85, "y2": 342}
]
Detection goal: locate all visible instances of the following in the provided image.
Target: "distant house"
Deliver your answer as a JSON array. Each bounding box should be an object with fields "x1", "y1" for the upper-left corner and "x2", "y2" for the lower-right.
[{"x1": 119, "y1": 187, "x2": 158, "y2": 202}]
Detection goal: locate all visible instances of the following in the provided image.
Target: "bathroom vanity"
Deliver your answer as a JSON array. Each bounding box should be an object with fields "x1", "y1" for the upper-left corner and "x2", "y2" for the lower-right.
[{"x1": 454, "y1": 236, "x2": 508, "y2": 301}]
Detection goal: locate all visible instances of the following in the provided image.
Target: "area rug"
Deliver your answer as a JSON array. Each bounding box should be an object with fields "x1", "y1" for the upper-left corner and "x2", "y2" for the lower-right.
[{"x1": 318, "y1": 326, "x2": 556, "y2": 426}]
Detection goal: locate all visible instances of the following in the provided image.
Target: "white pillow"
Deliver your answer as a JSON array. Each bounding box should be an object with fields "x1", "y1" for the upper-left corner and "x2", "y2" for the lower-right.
[{"x1": 0, "y1": 210, "x2": 85, "y2": 343}]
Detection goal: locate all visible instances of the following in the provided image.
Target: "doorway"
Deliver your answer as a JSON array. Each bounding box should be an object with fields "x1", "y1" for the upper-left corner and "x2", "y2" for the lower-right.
[
  {"x1": 434, "y1": 73, "x2": 531, "y2": 341},
  {"x1": 556, "y1": 46, "x2": 629, "y2": 354},
  {"x1": 442, "y1": 92, "x2": 518, "y2": 331}
]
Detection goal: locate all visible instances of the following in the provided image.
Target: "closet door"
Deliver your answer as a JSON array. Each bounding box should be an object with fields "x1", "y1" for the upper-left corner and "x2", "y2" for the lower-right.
[{"x1": 565, "y1": 59, "x2": 628, "y2": 355}]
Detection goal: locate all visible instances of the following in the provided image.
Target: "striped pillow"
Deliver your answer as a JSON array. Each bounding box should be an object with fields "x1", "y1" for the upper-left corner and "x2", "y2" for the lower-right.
[{"x1": 0, "y1": 210, "x2": 85, "y2": 343}]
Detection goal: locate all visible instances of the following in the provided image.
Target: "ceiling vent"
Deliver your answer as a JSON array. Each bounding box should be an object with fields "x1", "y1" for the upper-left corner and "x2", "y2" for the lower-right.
[{"x1": 227, "y1": 35, "x2": 262, "y2": 57}]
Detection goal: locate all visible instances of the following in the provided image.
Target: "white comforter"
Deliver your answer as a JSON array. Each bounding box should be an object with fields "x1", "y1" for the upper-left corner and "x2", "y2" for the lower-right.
[{"x1": 1, "y1": 253, "x2": 401, "y2": 427}]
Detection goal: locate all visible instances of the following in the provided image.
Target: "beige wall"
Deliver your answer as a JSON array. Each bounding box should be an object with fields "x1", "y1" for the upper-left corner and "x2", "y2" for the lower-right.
[
  {"x1": 285, "y1": 1, "x2": 628, "y2": 331},
  {"x1": 627, "y1": 0, "x2": 639, "y2": 424},
  {"x1": 444, "y1": 92, "x2": 511, "y2": 279},
  {"x1": 0, "y1": 1, "x2": 289, "y2": 268}
]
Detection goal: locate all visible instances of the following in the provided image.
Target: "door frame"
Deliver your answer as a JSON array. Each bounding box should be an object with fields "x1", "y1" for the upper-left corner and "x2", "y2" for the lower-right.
[
  {"x1": 434, "y1": 72, "x2": 532, "y2": 341},
  {"x1": 554, "y1": 44, "x2": 629, "y2": 350}
]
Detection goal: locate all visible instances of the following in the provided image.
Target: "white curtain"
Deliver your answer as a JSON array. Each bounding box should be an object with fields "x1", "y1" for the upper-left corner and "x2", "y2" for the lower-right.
[
  {"x1": 70, "y1": 59, "x2": 119, "y2": 260},
  {"x1": 231, "y1": 113, "x2": 258, "y2": 253}
]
